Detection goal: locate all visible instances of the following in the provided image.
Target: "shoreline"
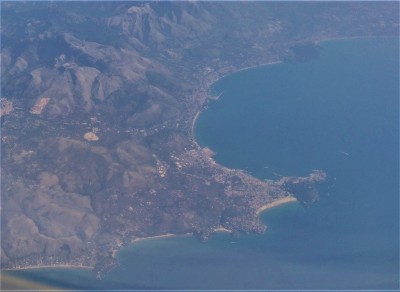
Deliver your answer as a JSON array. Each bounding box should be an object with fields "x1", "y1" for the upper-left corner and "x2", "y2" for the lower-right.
[
  {"x1": 190, "y1": 60, "x2": 281, "y2": 140},
  {"x1": 131, "y1": 232, "x2": 191, "y2": 245},
  {"x1": 190, "y1": 35, "x2": 383, "y2": 141},
  {"x1": 2, "y1": 264, "x2": 93, "y2": 272},
  {"x1": 191, "y1": 110, "x2": 202, "y2": 135},
  {"x1": 315, "y1": 34, "x2": 379, "y2": 45},
  {"x1": 1, "y1": 197, "x2": 301, "y2": 273},
  {"x1": 3, "y1": 35, "x2": 368, "y2": 274},
  {"x1": 189, "y1": 35, "x2": 371, "y2": 218},
  {"x1": 256, "y1": 197, "x2": 298, "y2": 215},
  {"x1": 214, "y1": 227, "x2": 232, "y2": 233}
]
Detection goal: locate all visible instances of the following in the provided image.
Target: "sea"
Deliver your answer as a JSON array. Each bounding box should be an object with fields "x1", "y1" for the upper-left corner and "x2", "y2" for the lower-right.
[{"x1": 3, "y1": 37, "x2": 399, "y2": 290}]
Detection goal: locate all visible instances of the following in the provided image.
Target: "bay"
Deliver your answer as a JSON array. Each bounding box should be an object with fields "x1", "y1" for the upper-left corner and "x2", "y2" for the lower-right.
[{"x1": 5, "y1": 37, "x2": 399, "y2": 290}]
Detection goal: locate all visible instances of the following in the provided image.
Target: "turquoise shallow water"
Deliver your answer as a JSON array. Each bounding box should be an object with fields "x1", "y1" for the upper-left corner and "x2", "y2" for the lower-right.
[{"x1": 4, "y1": 37, "x2": 399, "y2": 290}]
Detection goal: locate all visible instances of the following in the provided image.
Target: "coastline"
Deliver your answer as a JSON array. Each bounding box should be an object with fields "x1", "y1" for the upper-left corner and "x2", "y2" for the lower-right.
[
  {"x1": 191, "y1": 110, "x2": 202, "y2": 135},
  {"x1": 1, "y1": 33, "x2": 391, "y2": 286},
  {"x1": 190, "y1": 60, "x2": 281, "y2": 139},
  {"x1": 190, "y1": 35, "x2": 381, "y2": 141},
  {"x1": 315, "y1": 35, "x2": 377, "y2": 45},
  {"x1": 2, "y1": 263, "x2": 93, "y2": 272},
  {"x1": 127, "y1": 228, "x2": 233, "y2": 247},
  {"x1": 115, "y1": 197, "x2": 298, "y2": 255},
  {"x1": 190, "y1": 37, "x2": 375, "y2": 218},
  {"x1": 257, "y1": 197, "x2": 298, "y2": 215},
  {"x1": 2, "y1": 60, "x2": 282, "y2": 274},
  {"x1": 131, "y1": 232, "x2": 191, "y2": 245},
  {"x1": 3, "y1": 37, "x2": 358, "y2": 274},
  {"x1": 214, "y1": 227, "x2": 232, "y2": 233}
]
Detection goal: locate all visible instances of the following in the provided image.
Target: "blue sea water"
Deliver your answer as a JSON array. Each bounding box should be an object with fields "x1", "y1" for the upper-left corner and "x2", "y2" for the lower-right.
[{"x1": 4, "y1": 37, "x2": 399, "y2": 290}]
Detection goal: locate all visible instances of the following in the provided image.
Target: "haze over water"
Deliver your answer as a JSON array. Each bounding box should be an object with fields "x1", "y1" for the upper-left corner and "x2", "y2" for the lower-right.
[{"x1": 4, "y1": 37, "x2": 399, "y2": 290}]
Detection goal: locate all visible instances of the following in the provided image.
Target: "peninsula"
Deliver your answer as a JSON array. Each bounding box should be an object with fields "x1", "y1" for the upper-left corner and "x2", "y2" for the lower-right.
[{"x1": 1, "y1": 1, "x2": 397, "y2": 275}]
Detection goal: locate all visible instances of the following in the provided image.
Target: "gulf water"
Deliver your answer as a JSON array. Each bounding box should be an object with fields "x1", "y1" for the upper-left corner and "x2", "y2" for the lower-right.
[{"x1": 4, "y1": 37, "x2": 399, "y2": 290}]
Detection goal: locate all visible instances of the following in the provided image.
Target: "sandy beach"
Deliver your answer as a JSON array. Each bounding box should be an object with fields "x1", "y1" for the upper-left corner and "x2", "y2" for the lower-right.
[
  {"x1": 2, "y1": 263, "x2": 93, "y2": 272},
  {"x1": 256, "y1": 197, "x2": 298, "y2": 215},
  {"x1": 191, "y1": 110, "x2": 202, "y2": 134},
  {"x1": 116, "y1": 233, "x2": 191, "y2": 256},
  {"x1": 131, "y1": 232, "x2": 192, "y2": 245},
  {"x1": 213, "y1": 227, "x2": 232, "y2": 233}
]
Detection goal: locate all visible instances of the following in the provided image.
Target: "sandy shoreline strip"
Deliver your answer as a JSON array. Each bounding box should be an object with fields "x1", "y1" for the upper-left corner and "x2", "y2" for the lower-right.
[
  {"x1": 191, "y1": 110, "x2": 202, "y2": 134},
  {"x1": 256, "y1": 197, "x2": 298, "y2": 215},
  {"x1": 3, "y1": 264, "x2": 93, "y2": 272},
  {"x1": 214, "y1": 227, "x2": 232, "y2": 233},
  {"x1": 131, "y1": 233, "x2": 191, "y2": 244}
]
